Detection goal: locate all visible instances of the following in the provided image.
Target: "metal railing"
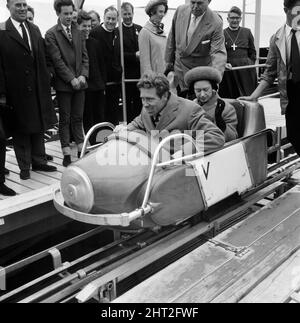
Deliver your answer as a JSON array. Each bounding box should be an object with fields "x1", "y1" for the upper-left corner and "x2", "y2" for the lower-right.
[{"x1": 80, "y1": 122, "x2": 115, "y2": 158}]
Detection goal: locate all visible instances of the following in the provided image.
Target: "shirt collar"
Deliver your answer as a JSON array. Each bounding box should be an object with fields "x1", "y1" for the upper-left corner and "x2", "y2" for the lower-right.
[
  {"x1": 285, "y1": 24, "x2": 299, "y2": 37},
  {"x1": 11, "y1": 17, "x2": 25, "y2": 29},
  {"x1": 123, "y1": 22, "x2": 133, "y2": 28},
  {"x1": 101, "y1": 23, "x2": 113, "y2": 32},
  {"x1": 286, "y1": 24, "x2": 292, "y2": 37},
  {"x1": 61, "y1": 23, "x2": 71, "y2": 32},
  {"x1": 228, "y1": 26, "x2": 240, "y2": 31},
  {"x1": 191, "y1": 12, "x2": 205, "y2": 22}
]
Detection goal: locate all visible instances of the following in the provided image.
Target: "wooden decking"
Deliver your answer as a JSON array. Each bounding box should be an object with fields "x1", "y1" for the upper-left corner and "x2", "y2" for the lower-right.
[
  {"x1": 0, "y1": 140, "x2": 78, "y2": 222},
  {"x1": 114, "y1": 185, "x2": 300, "y2": 303}
]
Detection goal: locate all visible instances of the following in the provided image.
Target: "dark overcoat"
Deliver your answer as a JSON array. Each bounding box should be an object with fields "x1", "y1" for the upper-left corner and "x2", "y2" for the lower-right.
[{"x1": 0, "y1": 18, "x2": 57, "y2": 134}]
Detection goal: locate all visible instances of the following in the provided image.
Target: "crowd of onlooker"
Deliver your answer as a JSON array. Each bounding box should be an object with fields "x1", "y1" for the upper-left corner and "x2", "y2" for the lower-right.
[{"x1": 1, "y1": 0, "x2": 279, "y2": 197}]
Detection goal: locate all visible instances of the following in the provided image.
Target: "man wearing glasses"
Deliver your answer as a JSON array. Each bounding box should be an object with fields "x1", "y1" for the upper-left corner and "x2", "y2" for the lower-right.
[
  {"x1": 165, "y1": 0, "x2": 226, "y2": 99},
  {"x1": 219, "y1": 6, "x2": 257, "y2": 98}
]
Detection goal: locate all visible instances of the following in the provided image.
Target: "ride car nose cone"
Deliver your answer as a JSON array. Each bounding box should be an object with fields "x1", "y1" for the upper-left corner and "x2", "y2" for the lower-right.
[{"x1": 61, "y1": 165, "x2": 94, "y2": 213}]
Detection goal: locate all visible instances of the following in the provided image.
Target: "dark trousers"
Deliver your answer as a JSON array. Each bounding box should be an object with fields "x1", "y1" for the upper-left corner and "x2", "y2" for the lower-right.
[
  {"x1": 0, "y1": 138, "x2": 5, "y2": 184},
  {"x1": 57, "y1": 90, "x2": 85, "y2": 155},
  {"x1": 286, "y1": 80, "x2": 300, "y2": 156},
  {"x1": 105, "y1": 84, "x2": 121, "y2": 125},
  {"x1": 13, "y1": 132, "x2": 46, "y2": 171},
  {"x1": 83, "y1": 90, "x2": 106, "y2": 145},
  {"x1": 125, "y1": 82, "x2": 142, "y2": 123}
]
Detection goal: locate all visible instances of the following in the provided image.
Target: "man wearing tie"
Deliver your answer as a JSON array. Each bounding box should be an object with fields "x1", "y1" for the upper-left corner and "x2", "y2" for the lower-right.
[
  {"x1": 45, "y1": 0, "x2": 89, "y2": 167},
  {"x1": 165, "y1": 0, "x2": 227, "y2": 98},
  {"x1": 0, "y1": 0, "x2": 57, "y2": 180},
  {"x1": 240, "y1": 0, "x2": 300, "y2": 157}
]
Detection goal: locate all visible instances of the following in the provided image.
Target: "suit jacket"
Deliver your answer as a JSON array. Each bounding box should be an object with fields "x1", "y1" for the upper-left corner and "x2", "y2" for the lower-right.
[
  {"x1": 127, "y1": 93, "x2": 225, "y2": 154},
  {"x1": 261, "y1": 25, "x2": 288, "y2": 114},
  {"x1": 165, "y1": 6, "x2": 227, "y2": 91},
  {"x1": 0, "y1": 19, "x2": 57, "y2": 134},
  {"x1": 45, "y1": 20, "x2": 89, "y2": 92}
]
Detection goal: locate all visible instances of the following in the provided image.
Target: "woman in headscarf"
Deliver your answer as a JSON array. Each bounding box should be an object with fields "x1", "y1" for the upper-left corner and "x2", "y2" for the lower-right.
[
  {"x1": 139, "y1": 0, "x2": 168, "y2": 75},
  {"x1": 185, "y1": 66, "x2": 238, "y2": 142}
]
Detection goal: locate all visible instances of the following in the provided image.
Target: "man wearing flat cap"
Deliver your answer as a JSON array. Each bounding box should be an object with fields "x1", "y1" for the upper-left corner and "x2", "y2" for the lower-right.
[
  {"x1": 185, "y1": 66, "x2": 238, "y2": 142},
  {"x1": 165, "y1": 0, "x2": 227, "y2": 98}
]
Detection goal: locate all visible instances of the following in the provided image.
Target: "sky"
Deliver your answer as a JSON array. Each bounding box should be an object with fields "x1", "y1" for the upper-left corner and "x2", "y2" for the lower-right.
[
  {"x1": 0, "y1": 0, "x2": 285, "y2": 17},
  {"x1": 0, "y1": 0, "x2": 287, "y2": 46}
]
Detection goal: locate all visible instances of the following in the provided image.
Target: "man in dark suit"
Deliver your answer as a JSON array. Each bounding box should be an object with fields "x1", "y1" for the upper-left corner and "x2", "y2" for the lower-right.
[
  {"x1": 45, "y1": 0, "x2": 89, "y2": 167},
  {"x1": 165, "y1": 0, "x2": 227, "y2": 98},
  {"x1": 0, "y1": 0, "x2": 57, "y2": 180},
  {"x1": 121, "y1": 2, "x2": 142, "y2": 122},
  {"x1": 90, "y1": 6, "x2": 122, "y2": 125}
]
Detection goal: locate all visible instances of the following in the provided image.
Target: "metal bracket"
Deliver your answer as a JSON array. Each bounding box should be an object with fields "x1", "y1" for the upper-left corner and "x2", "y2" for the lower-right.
[
  {"x1": 98, "y1": 281, "x2": 117, "y2": 303},
  {"x1": 208, "y1": 239, "x2": 251, "y2": 258},
  {"x1": 48, "y1": 248, "x2": 62, "y2": 269},
  {"x1": 0, "y1": 267, "x2": 6, "y2": 291}
]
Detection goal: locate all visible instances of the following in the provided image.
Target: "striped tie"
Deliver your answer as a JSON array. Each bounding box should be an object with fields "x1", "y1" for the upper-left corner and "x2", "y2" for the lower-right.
[{"x1": 66, "y1": 26, "x2": 72, "y2": 43}]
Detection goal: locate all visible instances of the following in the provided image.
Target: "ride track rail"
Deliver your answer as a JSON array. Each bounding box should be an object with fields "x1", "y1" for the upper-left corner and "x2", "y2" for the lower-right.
[{"x1": 0, "y1": 154, "x2": 299, "y2": 303}]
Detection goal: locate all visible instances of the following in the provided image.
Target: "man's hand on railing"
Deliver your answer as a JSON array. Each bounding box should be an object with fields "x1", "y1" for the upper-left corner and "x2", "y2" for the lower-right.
[
  {"x1": 225, "y1": 63, "x2": 233, "y2": 70},
  {"x1": 237, "y1": 95, "x2": 258, "y2": 102},
  {"x1": 113, "y1": 124, "x2": 127, "y2": 133}
]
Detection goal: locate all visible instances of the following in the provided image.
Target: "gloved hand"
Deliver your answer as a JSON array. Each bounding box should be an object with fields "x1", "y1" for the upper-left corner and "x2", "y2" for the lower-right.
[{"x1": 215, "y1": 99, "x2": 226, "y2": 132}]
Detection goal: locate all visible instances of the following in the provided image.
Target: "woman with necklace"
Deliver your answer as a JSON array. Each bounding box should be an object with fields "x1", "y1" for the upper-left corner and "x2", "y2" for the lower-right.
[
  {"x1": 138, "y1": 0, "x2": 168, "y2": 75},
  {"x1": 185, "y1": 66, "x2": 238, "y2": 142},
  {"x1": 219, "y1": 6, "x2": 257, "y2": 99}
]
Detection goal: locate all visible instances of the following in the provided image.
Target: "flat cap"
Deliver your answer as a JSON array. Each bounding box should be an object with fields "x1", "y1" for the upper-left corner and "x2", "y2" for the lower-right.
[
  {"x1": 184, "y1": 66, "x2": 222, "y2": 87},
  {"x1": 145, "y1": 0, "x2": 168, "y2": 16}
]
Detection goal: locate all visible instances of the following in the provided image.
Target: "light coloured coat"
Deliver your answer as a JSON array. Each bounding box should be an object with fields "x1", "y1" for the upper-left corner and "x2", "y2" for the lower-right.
[
  {"x1": 165, "y1": 5, "x2": 227, "y2": 91},
  {"x1": 138, "y1": 21, "x2": 167, "y2": 75},
  {"x1": 261, "y1": 25, "x2": 288, "y2": 115},
  {"x1": 127, "y1": 93, "x2": 225, "y2": 154}
]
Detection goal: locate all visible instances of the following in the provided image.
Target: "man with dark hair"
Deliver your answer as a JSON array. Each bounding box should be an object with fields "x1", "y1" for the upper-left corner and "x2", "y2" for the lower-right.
[
  {"x1": 219, "y1": 6, "x2": 257, "y2": 98},
  {"x1": 165, "y1": 0, "x2": 227, "y2": 98},
  {"x1": 121, "y1": 2, "x2": 142, "y2": 122},
  {"x1": 90, "y1": 6, "x2": 122, "y2": 125},
  {"x1": 0, "y1": 0, "x2": 57, "y2": 180},
  {"x1": 240, "y1": 0, "x2": 300, "y2": 157},
  {"x1": 115, "y1": 72, "x2": 225, "y2": 154},
  {"x1": 78, "y1": 11, "x2": 106, "y2": 144},
  {"x1": 45, "y1": 0, "x2": 89, "y2": 166}
]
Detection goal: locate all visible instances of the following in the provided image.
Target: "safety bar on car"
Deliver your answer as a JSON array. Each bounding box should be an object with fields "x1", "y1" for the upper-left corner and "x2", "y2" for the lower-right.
[
  {"x1": 228, "y1": 63, "x2": 266, "y2": 71},
  {"x1": 141, "y1": 133, "x2": 201, "y2": 209},
  {"x1": 81, "y1": 122, "x2": 115, "y2": 158},
  {"x1": 53, "y1": 189, "x2": 152, "y2": 227}
]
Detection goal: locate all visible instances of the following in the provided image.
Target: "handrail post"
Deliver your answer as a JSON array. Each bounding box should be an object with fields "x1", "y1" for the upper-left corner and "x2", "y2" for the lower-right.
[
  {"x1": 81, "y1": 122, "x2": 115, "y2": 158},
  {"x1": 117, "y1": 0, "x2": 127, "y2": 124},
  {"x1": 141, "y1": 133, "x2": 200, "y2": 209}
]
